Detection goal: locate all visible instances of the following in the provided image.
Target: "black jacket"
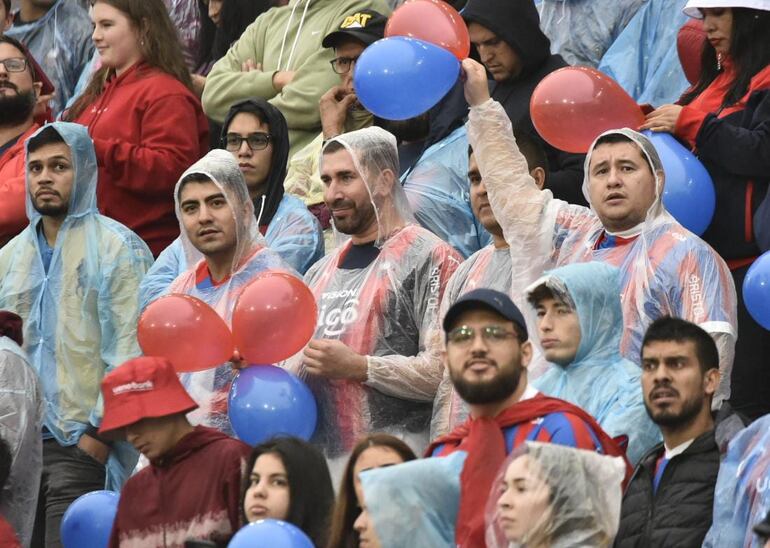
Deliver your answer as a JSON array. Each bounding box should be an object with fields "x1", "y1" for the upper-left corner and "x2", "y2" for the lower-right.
[
  {"x1": 614, "y1": 430, "x2": 719, "y2": 548},
  {"x1": 691, "y1": 82, "x2": 770, "y2": 262},
  {"x1": 462, "y1": 0, "x2": 586, "y2": 205}
]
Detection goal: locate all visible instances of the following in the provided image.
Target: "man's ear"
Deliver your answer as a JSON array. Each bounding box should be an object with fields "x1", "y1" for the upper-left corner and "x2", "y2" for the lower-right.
[
  {"x1": 703, "y1": 368, "x2": 721, "y2": 397},
  {"x1": 655, "y1": 169, "x2": 666, "y2": 196},
  {"x1": 520, "y1": 340, "x2": 533, "y2": 369},
  {"x1": 529, "y1": 167, "x2": 546, "y2": 190},
  {"x1": 32, "y1": 81, "x2": 43, "y2": 100}
]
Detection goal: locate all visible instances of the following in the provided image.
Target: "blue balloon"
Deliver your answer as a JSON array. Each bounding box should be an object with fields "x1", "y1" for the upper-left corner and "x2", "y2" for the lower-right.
[
  {"x1": 354, "y1": 36, "x2": 460, "y2": 120},
  {"x1": 228, "y1": 519, "x2": 313, "y2": 548},
  {"x1": 743, "y1": 251, "x2": 770, "y2": 330},
  {"x1": 60, "y1": 490, "x2": 119, "y2": 548},
  {"x1": 642, "y1": 130, "x2": 716, "y2": 235},
  {"x1": 228, "y1": 365, "x2": 317, "y2": 446}
]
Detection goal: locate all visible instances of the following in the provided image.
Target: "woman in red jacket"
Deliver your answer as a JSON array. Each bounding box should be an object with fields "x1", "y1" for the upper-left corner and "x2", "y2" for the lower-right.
[
  {"x1": 65, "y1": 0, "x2": 209, "y2": 256},
  {"x1": 643, "y1": 0, "x2": 770, "y2": 420}
]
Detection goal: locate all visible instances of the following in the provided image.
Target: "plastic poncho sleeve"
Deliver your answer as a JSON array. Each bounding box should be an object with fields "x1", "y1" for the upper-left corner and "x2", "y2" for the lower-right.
[
  {"x1": 91, "y1": 236, "x2": 154, "y2": 428},
  {"x1": 91, "y1": 94, "x2": 208, "y2": 197},
  {"x1": 364, "y1": 243, "x2": 461, "y2": 402},
  {"x1": 265, "y1": 195, "x2": 324, "y2": 274},
  {"x1": 703, "y1": 414, "x2": 770, "y2": 548},
  {"x1": 538, "y1": 0, "x2": 646, "y2": 68},
  {"x1": 0, "y1": 343, "x2": 42, "y2": 548},
  {"x1": 284, "y1": 133, "x2": 325, "y2": 206},
  {"x1": 466, "y1": 99, "x2": 594, "y2": 291},
  {"x1": 138, "y1": 239, "x2": 186, "y2": 312},
  {"x1": 597, "y1": 0, "x2": 690, "y2": 106}
]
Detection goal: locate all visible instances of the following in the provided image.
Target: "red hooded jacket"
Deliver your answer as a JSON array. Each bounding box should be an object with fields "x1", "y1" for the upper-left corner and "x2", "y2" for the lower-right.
[
  {"x1": 0, "y1": 123, "x2": 40, "y2": 246},
  {"x1": 109, "y1": 426, "x2": 250, "y2": 548},
  {"x1": 72, "y1": 63, "x2": 209, "y2": 256}
]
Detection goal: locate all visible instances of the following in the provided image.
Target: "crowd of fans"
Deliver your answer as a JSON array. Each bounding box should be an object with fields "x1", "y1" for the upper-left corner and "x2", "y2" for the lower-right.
[{"x1": 0, "y1": 0, "x2": 768, "y2": 546}]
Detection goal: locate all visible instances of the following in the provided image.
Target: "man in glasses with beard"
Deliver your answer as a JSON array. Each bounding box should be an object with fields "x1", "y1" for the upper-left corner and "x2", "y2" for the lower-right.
[
  {"x1": 427, "y1": 288, "x2": 629, "y2": 547},
  {"x1": 0, "y1": 35, "x2": 51, "y2": 247}
]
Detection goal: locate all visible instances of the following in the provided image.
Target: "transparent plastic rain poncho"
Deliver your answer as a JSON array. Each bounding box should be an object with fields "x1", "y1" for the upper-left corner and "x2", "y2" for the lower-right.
[
  {"x1": 0, "y1": 122, "x2": 153, "y2": 490},
  {"x1": 468, "y1": 98, "x2": 737, "y2": 407},
  {"x1": 402, "y1": 126, "x2": 492, "y2": 259},
  {"x1": 485, "y1": 441, "x2": 626, "y2": 548},
  {"x1": 138, "y1": 192, "x2": 323, "y2": 310},
  {"x1": 0, "y1": 337, "x2": 43, "y2": 547},
  {"x1": 166, "y1": 150, "x2": 294, "y2": 434},
  {"x1": 537, "y1": 0, "x2": 647, "y2": 67},
  {"x1": 295, "y1": 126, "x2": 462, "y2": 458},
  {"x1": 597, "y1": 0, "x2": 691, "y2": 105},
  {"x1": 360, "y1": 451, "x2": 466, "y2": 547},
  {"x1": 526, "y1": 262, "x2": 661, "y2": 464},
  {"x1": 703, "y1": 414, "x2": 770, "y2": 548},
  {"x1": 430, "y1": 245, "x2": 512, "y2": 438},
  {"x1": 6, "y1": 0, "x2": 95, "y2": 116}
]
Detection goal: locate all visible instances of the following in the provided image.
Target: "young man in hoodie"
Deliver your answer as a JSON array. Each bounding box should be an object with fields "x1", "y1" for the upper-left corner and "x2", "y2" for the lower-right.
[
  {"x1": 0, "y1": 123, "x2": 153, "y2": 546},
  {"x1": 202, "y1": 0, "x2": 390, "y2": 159},
  {"x1": 461, "y1": 57, "x2": 737, "y2": 410},
  {"x1": 138, "y1": 99, "x2": 324, "y2": 310},
  {"x1": 462, "y1": 0, "x2": 586, "y2": 205},
  {"x1": 101, "y1": 356, "x2": 250, "y2": 547},
  {"x1": 525, "y1": 262, "x2": 661, "y2": 464}
]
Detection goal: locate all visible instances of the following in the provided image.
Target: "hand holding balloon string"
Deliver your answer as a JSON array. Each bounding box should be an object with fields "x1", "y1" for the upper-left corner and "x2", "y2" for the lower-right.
[{"x1": 641, "y1": 104, "x2": 684, "y2": 133}]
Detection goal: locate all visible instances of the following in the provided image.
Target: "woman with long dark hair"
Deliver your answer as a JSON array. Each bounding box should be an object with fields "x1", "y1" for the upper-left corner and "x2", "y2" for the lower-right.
[
  {"x1": 326, "y1": 434, "x2": 417, "y2": 548},
  {"x1": 642, "y1": 0, "x2": 770, "y2": 421},
  {"x1": 65, "y1": 0, "x2": 209, "y2": 256},
  {"x1": 242, "y1": 437, "x2": 335, "y2": 547}
]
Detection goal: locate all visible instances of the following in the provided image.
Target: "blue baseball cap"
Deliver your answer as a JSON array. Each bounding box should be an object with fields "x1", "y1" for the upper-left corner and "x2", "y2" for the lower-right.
[{"x1": 443, "y1": 288, "x2": 528, "y2": 339}]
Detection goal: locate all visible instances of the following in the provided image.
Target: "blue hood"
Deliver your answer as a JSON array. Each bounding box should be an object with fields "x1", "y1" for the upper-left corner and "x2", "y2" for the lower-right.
[{"x1": 25, "y1": 122, "x2": 98, "y2": 225}]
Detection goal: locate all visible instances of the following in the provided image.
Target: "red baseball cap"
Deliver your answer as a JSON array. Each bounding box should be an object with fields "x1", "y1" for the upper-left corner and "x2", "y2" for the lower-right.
[{"x1": 99, "y1": 356, "x2": 199, "y2": 435}]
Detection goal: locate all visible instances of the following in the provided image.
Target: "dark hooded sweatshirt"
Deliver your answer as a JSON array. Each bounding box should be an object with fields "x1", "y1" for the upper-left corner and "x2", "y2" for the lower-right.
[
  {"x1": 220, "y1": 98, "x2": 290, "y2": 231},
  {"x1": 109, "y1": 426, "x2": 250, "y2": 548},
  {"x1": 463, "y1": 0, "x2": 587, "y2": 205}
]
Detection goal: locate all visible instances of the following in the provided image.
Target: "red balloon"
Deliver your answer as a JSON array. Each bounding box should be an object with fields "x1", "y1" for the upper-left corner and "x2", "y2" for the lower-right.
[
  {"x1": 385, "y1": 0, "x2": 470, "y2": 60},
  {"x1": 530, "y1": 67, "x2": 645, "y2": 154},
  {"x1": 138, "y1": 294, "x2": 234, "y2": 373},
  {"x1": 231, "y1": 271, "x2": 317, "y2": 364}
]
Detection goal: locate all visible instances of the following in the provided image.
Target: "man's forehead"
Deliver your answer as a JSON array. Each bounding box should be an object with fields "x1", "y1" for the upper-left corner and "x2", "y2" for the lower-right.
[
  {"x1": 335, "y1": 40, "x2": 366, "y2": 56},
  {"x1": 467, "y1": 21, "x2": 497, "y2": 41},
  {"x1": 642, "y1": 339, "x2": 698, "y2": 358},
  {"x1": 590, "y1": 140, "x2": 648, "y2": 165},
  {"x1": 28, "y1": 142, "x2": 72, "y2": 162},
  {"x1": 322, "y1": 147, "x2": 358, "y2": 174},
  {"x1": 179, "y1": 179, "x2": 224, "y2": 201},
  {"x1": 0, "y1": 43, "x2": 26, "y2": 60}
]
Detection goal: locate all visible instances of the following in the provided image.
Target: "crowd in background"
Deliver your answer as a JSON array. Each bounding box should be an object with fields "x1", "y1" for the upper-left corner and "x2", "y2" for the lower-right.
[{"x1": 0, "y1": 0, "x2": 768, "y2": 546}]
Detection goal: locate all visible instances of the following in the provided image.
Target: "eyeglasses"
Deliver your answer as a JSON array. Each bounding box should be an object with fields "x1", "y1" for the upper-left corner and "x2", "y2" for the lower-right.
[
  {"x1": 223, "y1": 132, "x2": 271, "y2": 152},
  {"x1": 329, "y1": 56, "x2": 360, "y2": 75},
  {"x1": 446, "y1": 325, "x2": 518, "y2": 346},
  {"x1": 0, "y1": 58, "x2": 28, "y2": 73}
]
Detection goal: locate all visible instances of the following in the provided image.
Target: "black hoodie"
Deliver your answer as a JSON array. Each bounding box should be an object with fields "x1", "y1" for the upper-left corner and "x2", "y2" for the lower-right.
[
  {"x1": 463, "y1": 0, "x2": 587, "y2": 205},
  {"x1": 220, "y1": 98, "x2": 290, "y2": 229}
]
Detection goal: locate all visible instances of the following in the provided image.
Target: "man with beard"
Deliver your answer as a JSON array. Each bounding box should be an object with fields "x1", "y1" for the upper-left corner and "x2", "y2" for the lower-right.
[
  {"x1": 0, "y1": 36, "x2": 42, "y2": 246},
  {"x1": 426, "y1": 288, "x2": 629, "y2": 548},
  {"x1": 615, "y1": 317, "x2": 724, "y2": 548},
  {"x1": 296, "y1": 126, "x2": 461, "y2": 474},
  {"x1": 0, "y1": 123, "x2": 152, "y2": 546}
]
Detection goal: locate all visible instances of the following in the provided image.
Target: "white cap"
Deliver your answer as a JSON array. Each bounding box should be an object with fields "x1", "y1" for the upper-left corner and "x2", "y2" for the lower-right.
[{"x1": 683, "y1": 0, "x2": 770, "y2": 18}]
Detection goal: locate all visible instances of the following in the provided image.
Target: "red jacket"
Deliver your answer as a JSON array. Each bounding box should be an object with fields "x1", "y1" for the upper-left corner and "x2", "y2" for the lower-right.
[
  {"x1": 0, "y1": 515, "x2": 21, "y2": 548},
  {"x1": 0, "y1": 123, "x2": 40, "y2": 246},
  {"x1": 109, "y1": 426, "x2": 250, "y2": 548},
  {"x1": 73, "y1": 63, "x2": 209, "y2": 256}
]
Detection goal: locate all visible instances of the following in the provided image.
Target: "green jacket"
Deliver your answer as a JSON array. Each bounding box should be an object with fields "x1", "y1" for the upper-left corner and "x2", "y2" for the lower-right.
[{"x1": 202, "y1": 0, "x2": 390, "y2": 158}]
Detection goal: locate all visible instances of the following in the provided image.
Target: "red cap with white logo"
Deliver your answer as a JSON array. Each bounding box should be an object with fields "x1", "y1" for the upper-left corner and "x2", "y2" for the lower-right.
[{"x1": 99, "y1": 356, "x2": 198, "y2": 435}]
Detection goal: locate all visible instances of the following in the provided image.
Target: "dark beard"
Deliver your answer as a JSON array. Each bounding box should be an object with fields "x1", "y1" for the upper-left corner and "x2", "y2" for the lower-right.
[
  {"x1": 32, "y1": 201, "x2": 68, "y2": 218},
  {"x1": 0, "y1": 89, "x2": 36, "y2": 127},
  {"x1": 331, "y1": 198, "x2": 377, "y2": 236},
  {"x1": 450, "y1": 360, "x2": 523, "y2": 405},
  {"x1": 644, "y1": 391, "x2": 705, "y2": 428}
]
